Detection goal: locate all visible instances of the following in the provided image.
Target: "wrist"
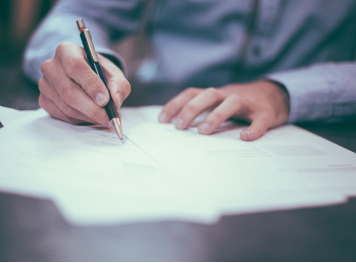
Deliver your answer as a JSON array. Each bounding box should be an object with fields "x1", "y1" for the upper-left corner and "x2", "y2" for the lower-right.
[{"x1": 264, "y1": 79, "x2": 290, "y2": 115}]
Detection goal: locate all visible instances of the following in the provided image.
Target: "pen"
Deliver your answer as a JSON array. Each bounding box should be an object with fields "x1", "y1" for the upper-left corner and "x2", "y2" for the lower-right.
[{"x1": 76, "y1": 18, "x2": 123, "y2": 142}]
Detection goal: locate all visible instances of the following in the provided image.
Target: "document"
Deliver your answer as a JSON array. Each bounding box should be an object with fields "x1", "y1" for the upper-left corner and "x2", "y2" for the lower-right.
[
  {"x1": 0, "y1": 105, "x2": 33, "y2": 126},
  {"x1": 0, "y1": 106, "x2": 355, "y2": 225}
]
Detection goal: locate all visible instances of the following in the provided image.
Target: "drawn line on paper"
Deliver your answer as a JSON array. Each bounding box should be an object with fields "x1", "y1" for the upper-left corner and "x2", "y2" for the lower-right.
[
  {"x1": 124, "y1": 135, "x2": 177, "y2": 176},
  {"x1": 124, "y1": 135, "x2": 156, "y2": 160}
]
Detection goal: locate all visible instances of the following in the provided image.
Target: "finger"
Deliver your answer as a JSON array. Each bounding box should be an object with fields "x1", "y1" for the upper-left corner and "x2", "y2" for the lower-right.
[
  {"x1": 39, "y1": 93, "x2": 88, "y2": 125},
  {"x1": 38, "y1": 76, "x2": 99, "y2": 124},
  {"x1": 159, "y1": 87, "x2": 201, "y2": 123},
  {"x1": 106, "y1": 77, "x2": 131, "y2": 110},
  {"x1": 99, "y1": 54, "x2": 131, "y2": 110},
  {"x1": 41, "y1": 56, "x2": 110, "y2": 126},
  {"x1": 240, "y1": 114, "x2": 271, "y2": 141},
  {"x1": 198, "y1": 94, "x2": 243, "y2": 134},
  {"x1": 174, "y1": 87, "x2": 224, "y2": 130},
  {"x1": 55, "y1": 43, "x2": 110, "y2": 107}
]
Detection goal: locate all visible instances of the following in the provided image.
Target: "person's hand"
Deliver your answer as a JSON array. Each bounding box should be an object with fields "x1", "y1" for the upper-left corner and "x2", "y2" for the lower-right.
[
  {"x1": 38, "y1": 42, "x2": 130, "y2": 126},
  {"x1": 158, "y1": 80, "x2": 290, "y2": 141}
]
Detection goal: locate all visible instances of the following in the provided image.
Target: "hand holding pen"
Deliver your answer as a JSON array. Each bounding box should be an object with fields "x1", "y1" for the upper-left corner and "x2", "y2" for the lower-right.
[
  {"x1": 38, "y1": 21, "x2": 130, "y2": 137},
  {"x1": 77, "y1": 18, "x2": 123, "y2": 140}
]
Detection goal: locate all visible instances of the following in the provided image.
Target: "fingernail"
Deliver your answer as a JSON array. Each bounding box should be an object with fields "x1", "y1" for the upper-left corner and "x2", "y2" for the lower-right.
[
  {"x1": 116, "y1": 94, "x2": 123, "y2": 108},
  {"x1": 96, "y1": 93, "x2": 107, "y2": 106},
  {"x1": 241, "y1": 129, "x2": 251, "y2": 140},
  {"x1": 199, "y1": 122, "x2": 210, "y2": 132},
  {"x1": 175, "y1": 118, "x2": 184, "y2": 129},
  {"x1": 243, "y1": 130, "x2": 251, "y2": 136},
  {"x1": 159, "y1": 112, "x2": 167, "y2": 123}
]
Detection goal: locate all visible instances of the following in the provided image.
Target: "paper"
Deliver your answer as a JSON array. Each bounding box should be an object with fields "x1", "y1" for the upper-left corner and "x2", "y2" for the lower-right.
[
  {"x1": 0, "y1": 109, "x2": 216, "y2": 224},
  {"x1": 0, "y1": 105, "x2": 34, "y2": 127},
  {"x1": 1, "y1": 106, "x2": 356, "y2": 226}
]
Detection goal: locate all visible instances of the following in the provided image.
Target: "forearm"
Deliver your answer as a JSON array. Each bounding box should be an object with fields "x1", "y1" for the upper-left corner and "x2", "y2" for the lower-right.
[
  {"x1": 22, "y1": 0, "x2": 145, "y2": 82},
  {"x1": 266, "y1": 62, "x2": 356, "y2": 123}
]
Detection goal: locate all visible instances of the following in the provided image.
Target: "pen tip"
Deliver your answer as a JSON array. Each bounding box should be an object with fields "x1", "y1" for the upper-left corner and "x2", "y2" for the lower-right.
[{"x1": 111, "y1": 118, "x2": 124, "y2": 143}]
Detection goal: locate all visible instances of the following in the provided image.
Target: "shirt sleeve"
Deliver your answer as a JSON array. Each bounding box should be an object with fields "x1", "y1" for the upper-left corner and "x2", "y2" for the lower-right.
[
  {"x1": 265, "y1": 62, "x2": 356, "y2": 123},
  {"x1": 22, "y1": 0, "x2": 146, "y2": 82}
]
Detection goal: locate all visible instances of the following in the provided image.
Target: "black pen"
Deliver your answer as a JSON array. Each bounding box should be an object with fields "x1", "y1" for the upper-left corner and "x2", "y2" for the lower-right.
[{"x1": 76, "y1": 18, "x2": 123, "y2": 142}]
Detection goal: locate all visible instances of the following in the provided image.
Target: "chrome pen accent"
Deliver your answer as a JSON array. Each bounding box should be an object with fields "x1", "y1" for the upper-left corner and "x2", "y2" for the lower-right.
[{"x1": 111, "y1": 117, "x2": 123, "y2": 139}]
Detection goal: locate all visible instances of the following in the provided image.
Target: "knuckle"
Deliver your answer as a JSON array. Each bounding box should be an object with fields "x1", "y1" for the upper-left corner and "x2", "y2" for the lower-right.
[
  {"x1": 87, "y1": 109, "x2": 101, "y2": 122},
  {"x1": 38, "y1": 94, "x2": 46, "y2": 109},
  {"x1": 38, "y1": 77, "x2": 45, "y2": 90},
  {"x1": 40, "y1": 60, "x2": 51, "y2": 75},
  {"x1": 55, "y1": 44, "x2": 64, "y2": 57},
  {"x1": 184, "y1": 102, "x2": 198, "y2": 113},
  {"x1": 229, "y1": 94, "x2": 242, "y2": 104},
  {"x1": 119, "y1": 79, "x2": 131, "y2": 94},
  {"x1": 212, "y1": 111, "x2": 225, "y2": 121},
  {"x1": 61, "y1": 87, "x2": 76, "y2": 106},
  {"x1": 38, "y1": 78, "x2": 54, "y2": 100},
  {"x1": 65, "y1": 57, "x2": 82, "y2": 77},
  {"x1": 61, "y1": 104, "x2": 77, "y2": 119},
  {"x1": 184, "y1": 87, "x2": 200, "y2": 97},
  {"x1": 204, "y1": 87, "x2": 218, "y2": 97},
  {"x1": 55, "y1": 42, "x2": 71, "y2": 58},
  {"x1": 163, "y1": 100, "x2": 180, "y2": 114},
  {"x1": 84, "y1": 76, "x2": 101, "y2": 92}
]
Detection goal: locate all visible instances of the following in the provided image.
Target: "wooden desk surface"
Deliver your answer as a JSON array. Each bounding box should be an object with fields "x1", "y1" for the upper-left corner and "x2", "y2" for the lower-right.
[{"x1": 1, "y1": 65, "x2": 356, "y2": 261}]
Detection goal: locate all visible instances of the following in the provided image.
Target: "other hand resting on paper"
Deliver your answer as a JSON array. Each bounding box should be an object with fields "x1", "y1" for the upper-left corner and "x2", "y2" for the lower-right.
[
  {"x1": 158, "y1": 80, "x2": 290, "y2": 141},
  {"x1": 38, "y1": 42, "x2": 130, "y2": 126}
]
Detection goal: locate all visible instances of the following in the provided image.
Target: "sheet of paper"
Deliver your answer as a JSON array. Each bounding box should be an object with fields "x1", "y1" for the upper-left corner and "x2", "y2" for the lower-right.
[
  {"x1": 0, "y1": 105, "x2": 34, "y2": 127},
  {"x1": 1, "y1": 106, "x2": 356, "y2": 226},
  {"x1": 121, "y1": 106, "x2": 356, "y2": 218},
  {"x1": 123, "y1": 107, "x2": 356, "y2": 194},
  {"x1": 0, "y1": 110, "x2": 217, "y2": 225}
]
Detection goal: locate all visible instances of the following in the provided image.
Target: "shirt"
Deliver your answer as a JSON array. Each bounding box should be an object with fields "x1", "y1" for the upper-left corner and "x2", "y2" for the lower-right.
[{"x1": 23, "y1": 0, "x2": 356, "y2": 123}]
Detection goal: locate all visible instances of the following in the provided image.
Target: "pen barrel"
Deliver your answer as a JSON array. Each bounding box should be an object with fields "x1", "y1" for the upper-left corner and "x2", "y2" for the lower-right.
[
  {"x1": 80, "y1": 31, "x2": 118, "y2": 120},
  {"x1": 94, "y1": 63, "x2": 118, "y2": 120}
]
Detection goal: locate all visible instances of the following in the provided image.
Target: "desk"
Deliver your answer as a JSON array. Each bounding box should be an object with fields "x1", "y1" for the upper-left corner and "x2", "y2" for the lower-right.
[{"x1": 1, "y1": 65, "x2": 356, "y2": 261}]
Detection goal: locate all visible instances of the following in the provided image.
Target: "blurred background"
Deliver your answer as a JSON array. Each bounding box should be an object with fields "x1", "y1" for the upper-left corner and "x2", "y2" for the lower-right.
[
  {"x1": 0, "y1": 0, "x2": 152, "y2": 109},
  {"x1": 0, "y1": 0, "x2": 150, "y2": 77},
  {"x1": 0, "y1": 0, "x2": 56, "y2": 66},
  {"x1": 0, "y1": 0, "x2": 56, "y2": 109}
]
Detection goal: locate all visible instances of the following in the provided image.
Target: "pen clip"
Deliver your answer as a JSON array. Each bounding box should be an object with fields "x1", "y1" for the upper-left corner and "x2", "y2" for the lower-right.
[{"x1": 83, "y1": 29, "x2": 99, "y2": 62}]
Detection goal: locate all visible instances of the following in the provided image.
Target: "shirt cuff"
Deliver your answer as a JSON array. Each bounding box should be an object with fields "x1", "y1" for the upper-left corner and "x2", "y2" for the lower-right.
[{"x1": 265, "y1": 67, "x2": 331, "y2": 123}]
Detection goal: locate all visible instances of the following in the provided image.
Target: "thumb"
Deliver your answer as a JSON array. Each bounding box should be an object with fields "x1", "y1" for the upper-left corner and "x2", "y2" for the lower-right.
[
  {"x1": 106, "y1": 77, "x2": 131, "y2": 111},
  {"x1": 240, "y1": 115, "x2": 270, "y2": 141}
]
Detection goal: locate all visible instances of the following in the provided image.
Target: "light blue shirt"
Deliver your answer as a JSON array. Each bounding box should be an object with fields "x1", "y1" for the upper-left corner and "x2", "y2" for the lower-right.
[{"x1": 23, "y1": 0, "x2": 356, "y2": 123}]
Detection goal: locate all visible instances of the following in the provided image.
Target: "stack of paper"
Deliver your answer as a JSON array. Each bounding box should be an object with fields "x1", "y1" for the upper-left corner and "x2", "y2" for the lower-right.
[{"x1": 0, "y1": 105, "x2": 355, "y2": 226}]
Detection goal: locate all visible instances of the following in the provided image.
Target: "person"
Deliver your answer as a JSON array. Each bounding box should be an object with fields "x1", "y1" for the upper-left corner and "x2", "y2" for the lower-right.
[{"x1": 23, "y1": 0, "x2": 356, "y2": 141}]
